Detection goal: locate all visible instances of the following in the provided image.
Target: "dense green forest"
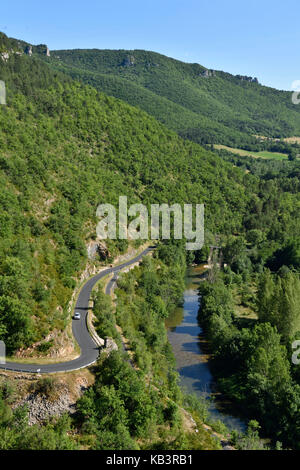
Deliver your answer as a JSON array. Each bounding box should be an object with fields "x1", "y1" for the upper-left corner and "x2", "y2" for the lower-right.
[
  {"x1": 0, "y1": 39, "x2": 256, "y2": 354},
  {"x1": 75, "y1": 240, "x2": 219, "y2": 450},
  {"x1": 0, "y1": 241, "x2": 224, "y2": 450},
  {"x1": 1, "y1": 31, "x2": 300, "y2": 449},
  {"x1": 1, "y1": 45, "x2": 299, "y2": 355},
  {"x1": 36, "y1": 48, "x2": 300, "y2": 148},
  {"x1": 198, "y1": 266, "x2": 300, "y2": 449},
  {"x1": 197, "y1": 144, "x2": 300, "y2": 448},
  {"x1": 0, "y1": 240, "x2": 264, "y2": 450}
]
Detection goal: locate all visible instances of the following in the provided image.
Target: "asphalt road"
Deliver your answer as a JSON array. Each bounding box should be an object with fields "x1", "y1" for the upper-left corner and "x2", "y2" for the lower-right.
[{"x1": 0, "y1": 246, "x2": 154, "y2": 374}]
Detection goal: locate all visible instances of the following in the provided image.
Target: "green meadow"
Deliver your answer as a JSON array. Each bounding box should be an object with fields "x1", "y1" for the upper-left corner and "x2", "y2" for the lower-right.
[{"x1": 214, "y1": 144, "x2": 288, "y2": 160}]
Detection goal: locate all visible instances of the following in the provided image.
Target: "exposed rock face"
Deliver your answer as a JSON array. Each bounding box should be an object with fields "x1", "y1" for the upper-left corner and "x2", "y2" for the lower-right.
[
  {"x1": 16, "y1": 377, "x2": 89, "y2": 425},
  {"x1": 123, "y1": 55, "x2": 135, "y2": 66},
  {"x1": 21, "y1": 391, "x2": 76, "y2": 425},
  {"x1": 0, "y1": 52, "x2": 9, "y2": 62},
  {"x1": 35, "y1": 44, "x2": 51, "y2": 56},
  {"x1": 104, "y1": 337, "x2": 118, "y2": 354},
  {"x1": 97, "y1": 242, "x2": 110, "y2": 260},
  {"x1": 236, "y1": 75, "x2": 259, "y2": 84},
  {"x1": 86, "y1": 240, "x2": 110, "y2": 260},
  {"x1": 86, "y1": 240, "x2": 99, "y2": 260},
  {"x1": 200, "y1": 69, "x2": 216, "y2": 78},
  {"x1": 25, "y1": 45, "x2": 32, "y2": 56}
]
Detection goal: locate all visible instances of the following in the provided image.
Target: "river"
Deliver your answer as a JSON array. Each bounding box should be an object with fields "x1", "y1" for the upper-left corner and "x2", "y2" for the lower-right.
[{"x1": 165, "y1": 264, "x2": 245, "y2": 432}]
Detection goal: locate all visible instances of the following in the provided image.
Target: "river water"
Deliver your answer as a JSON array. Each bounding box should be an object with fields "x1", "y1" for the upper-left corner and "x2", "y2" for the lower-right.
[{"x1": 166, "y1": 265, "x2": 245, "y2": 432}]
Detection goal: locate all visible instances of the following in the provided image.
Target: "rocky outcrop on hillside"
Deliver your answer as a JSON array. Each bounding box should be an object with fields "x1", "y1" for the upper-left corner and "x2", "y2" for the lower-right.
[
  {"x1": 200, "y1": 69, "x2": 216, "y2": 78},
  {"x1": 21, "y1": 389, "x2": 76, "y2": 425},
  {"x1": 236, "y1": 75, "x2": 259, "y2": 83},
  {"x1": 1, "y1": 42, "x2": 51, "y2": 60},
  {"x1": 104, "y1": 337, "x2": 118, "y2": 354},
  {"x1": 33, "y1": 44, "x2": 51, "y2": 56},
  {"x1": 86, "y1": 240, "x2": 110, "y2": 260},
  {"x1": 123, "y1": 55, "x2": 135, "y2": 66},
  {"x1": 16, "y1": 376, "x2": 90, "y2": 425},
  {"x1": 25, "y1": 45, "x2": 32, "y2": 56},
  {"x1": 0, "y1": 52, "x2": 10, "y2": 61}
]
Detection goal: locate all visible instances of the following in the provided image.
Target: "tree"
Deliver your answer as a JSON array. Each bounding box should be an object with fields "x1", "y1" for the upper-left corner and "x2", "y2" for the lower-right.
[{"x1": 257, "y1": 271, "x2": 300, "y2": 342}]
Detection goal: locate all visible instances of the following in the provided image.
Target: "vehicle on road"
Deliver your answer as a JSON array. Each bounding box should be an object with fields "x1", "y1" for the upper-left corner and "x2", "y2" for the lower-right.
[{"x1": 0, "y1": 246, "x2": 153, "y2": 373}]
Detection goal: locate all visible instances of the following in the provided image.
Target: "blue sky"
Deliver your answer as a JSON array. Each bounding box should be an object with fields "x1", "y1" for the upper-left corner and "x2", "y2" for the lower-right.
[{"x1": 1, "y1": 0, "x2": 300, "y2": 90}]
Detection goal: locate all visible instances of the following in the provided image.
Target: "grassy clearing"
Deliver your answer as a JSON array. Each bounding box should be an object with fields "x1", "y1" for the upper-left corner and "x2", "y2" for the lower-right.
[
  {"x1": 283, "y1": 136, "x2": 300, "y2": 144},
  {"x1": 214, "y1": 145, "x2": 288, "y2": 160},
  {"x1": 254, "y1": 135, "x2": 300, "y2": 145}
]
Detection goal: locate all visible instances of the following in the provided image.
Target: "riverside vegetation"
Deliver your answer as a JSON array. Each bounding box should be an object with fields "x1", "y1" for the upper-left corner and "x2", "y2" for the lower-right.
[
  {"x1": 197, "y1": 154, "x2": 300, "y2": 449},
  {"x1": 0, "y1": 32, "x2": 300, "y2": 448}
]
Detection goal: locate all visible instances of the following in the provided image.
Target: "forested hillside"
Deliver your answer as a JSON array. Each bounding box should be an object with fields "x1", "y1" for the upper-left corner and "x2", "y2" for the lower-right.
[
  {"x1": 1, "y1": 33, "x2": 300, "y2": 355},
  {"x1": 43, "y1": 48, "x2": 300, "y2": 147},
  {"x1": 0, "y1": 43, "x2": 254, "y2": 354},
  {"x1": 2, "y1": 31, "x2": 300, "y2": 449}
]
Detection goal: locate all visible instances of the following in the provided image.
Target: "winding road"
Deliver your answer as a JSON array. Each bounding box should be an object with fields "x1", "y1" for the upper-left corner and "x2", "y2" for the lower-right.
[{"x1": 0, "y1": 246, "x2": 154, "y2": 374}]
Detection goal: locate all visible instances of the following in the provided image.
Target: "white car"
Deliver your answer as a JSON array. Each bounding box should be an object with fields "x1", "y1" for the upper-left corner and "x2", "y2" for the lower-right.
[{"x1": 74, "y1": 312, "x2": 81, "y2": 320}]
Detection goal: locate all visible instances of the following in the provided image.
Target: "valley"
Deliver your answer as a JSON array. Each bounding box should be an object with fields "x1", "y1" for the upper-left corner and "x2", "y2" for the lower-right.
[{"x1": 0, "y1": 28, "x2": 300, "y2": 451}]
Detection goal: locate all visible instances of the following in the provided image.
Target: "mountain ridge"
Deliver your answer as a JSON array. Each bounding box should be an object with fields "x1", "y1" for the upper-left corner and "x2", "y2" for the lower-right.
[{"x1": 41, "y1": 47, "x2": 300, "y2": 146}]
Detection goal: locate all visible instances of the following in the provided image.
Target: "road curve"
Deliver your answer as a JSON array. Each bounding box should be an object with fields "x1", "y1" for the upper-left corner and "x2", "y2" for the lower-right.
[{"x1": 0, "y1": 246, "x2": 154, "y2": 374}]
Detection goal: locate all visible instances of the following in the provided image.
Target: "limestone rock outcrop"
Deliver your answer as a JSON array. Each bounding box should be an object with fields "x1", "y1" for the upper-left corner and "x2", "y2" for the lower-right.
[
  {"x1": 123, "y1": 55, "x2": 135, "y2": 66},
  {"x1": 200, "y1": 69, "x2": 216, "y2": 78},
  {"x1": 25, "y1": 45, "x2": 32, "y2": 56}
]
